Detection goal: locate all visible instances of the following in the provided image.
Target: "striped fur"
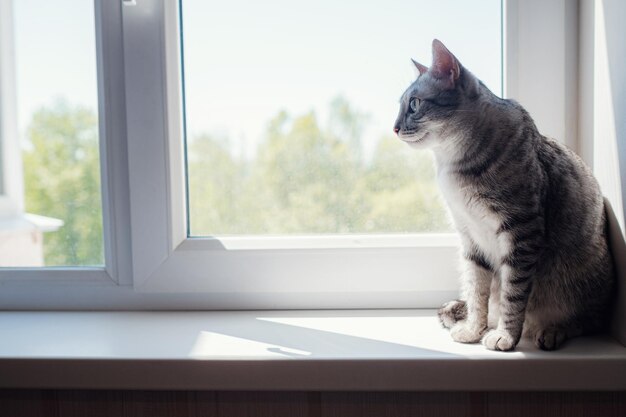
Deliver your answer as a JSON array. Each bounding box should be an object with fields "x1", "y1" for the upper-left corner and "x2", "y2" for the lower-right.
[{"x1": 396, "y1": 40, "x2": 615, "y2": 351}]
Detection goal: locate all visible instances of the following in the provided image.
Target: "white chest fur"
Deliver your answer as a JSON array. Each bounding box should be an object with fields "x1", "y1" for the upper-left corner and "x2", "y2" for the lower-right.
[{"x1": 437, "y1": 170, "x2": 510, "y2": 266}]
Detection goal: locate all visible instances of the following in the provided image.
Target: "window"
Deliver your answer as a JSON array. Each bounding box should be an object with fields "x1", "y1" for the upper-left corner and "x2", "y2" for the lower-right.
[
  {"x1": 0, "y1": 0, "x2": 588, "y2": 309},
  {"x1": 181, "y1": 0, "x2": 501, "y2": 236},
  {"x1": 0, "y1": 0, "x2": 103, "y2": 267}
]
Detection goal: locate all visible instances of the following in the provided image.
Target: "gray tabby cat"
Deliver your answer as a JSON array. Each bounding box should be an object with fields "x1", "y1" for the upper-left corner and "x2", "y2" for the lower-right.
[{"x1": 394, "y1": 39, "x2": 614, "y2": 351}]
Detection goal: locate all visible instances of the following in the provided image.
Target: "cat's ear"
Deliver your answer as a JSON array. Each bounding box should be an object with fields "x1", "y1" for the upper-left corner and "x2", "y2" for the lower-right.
[
  {"x1": 431, "y1": 39, "x2": 460, "y2": 85},
  {"x1": 411, "y1": 58, "x2": 428, "y2": 76}
]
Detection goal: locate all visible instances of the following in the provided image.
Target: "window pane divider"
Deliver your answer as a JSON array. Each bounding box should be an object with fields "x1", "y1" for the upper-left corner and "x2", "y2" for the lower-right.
[{"x1": 95, "y1": 0, "x2": 134, "y2": 285}]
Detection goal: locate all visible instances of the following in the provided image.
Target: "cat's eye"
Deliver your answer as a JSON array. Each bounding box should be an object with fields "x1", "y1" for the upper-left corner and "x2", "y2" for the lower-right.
[{"x1": 409, "y1": 98, "x2": 420, "y2": 112}]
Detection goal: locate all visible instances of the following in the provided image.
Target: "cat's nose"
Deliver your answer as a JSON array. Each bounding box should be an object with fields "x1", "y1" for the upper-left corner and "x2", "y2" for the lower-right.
[{"x1": 393, "y1": 127, "x2": 400, "y2": 135}]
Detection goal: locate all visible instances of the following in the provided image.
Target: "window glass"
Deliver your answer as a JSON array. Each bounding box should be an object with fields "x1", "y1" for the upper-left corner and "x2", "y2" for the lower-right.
[
  {"x1": 181, "y1": 0, "x2": 502, "y2": 236},
  {"x1": 0, "y1": 0, "x2": 103, "y2": 266}
]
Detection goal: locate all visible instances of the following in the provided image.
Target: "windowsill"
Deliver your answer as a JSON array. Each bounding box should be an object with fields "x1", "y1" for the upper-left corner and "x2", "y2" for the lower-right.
[{"x1": 0, "y1": 309, "x2": 625, "y2": 391}]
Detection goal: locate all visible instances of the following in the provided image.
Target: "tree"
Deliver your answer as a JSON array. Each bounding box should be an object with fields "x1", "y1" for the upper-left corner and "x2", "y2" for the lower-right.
[
  {"x1": 23, "y1": 102, "x2": 103, "y2": 266},
  {"x1": 186, "y1": 133, "x2": 247, "y2": 234},
  {"x1": 187, "y1": 95, "x2": 451, "y2": 235},
  {"x1": 362, "y1": 136, "x2": 450, "y2": 232},
  {"x1": 253, "y1": 110, "x2": 364, "y2": 233}
]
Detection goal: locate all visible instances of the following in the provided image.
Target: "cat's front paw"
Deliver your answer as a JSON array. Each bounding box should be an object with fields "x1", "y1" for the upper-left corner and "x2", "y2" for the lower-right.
[
  {"x1": 482, "y1": 329, "x2": 517, "y2": 351},
  {"x1": 450, "y1": 322, "x2": 486, "y2": 343},
  {"x1": 438, "y1": 300, "x2": 467, "y2": 329}
]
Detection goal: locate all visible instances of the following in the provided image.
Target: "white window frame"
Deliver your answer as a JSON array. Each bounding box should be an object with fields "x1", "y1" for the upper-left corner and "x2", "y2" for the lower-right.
[
  {"x1": 0, "y1": 0, "x2": 602, "y2": 310},
  {"x1": 0, "y1": 0, "x2": 24, "y2": 214},
  {"x1": 0, "y1": 1, "x2": 73, "y2": 264},
  {"x1": 0, "y1": 0, "x2": 131, "y2": 297}
]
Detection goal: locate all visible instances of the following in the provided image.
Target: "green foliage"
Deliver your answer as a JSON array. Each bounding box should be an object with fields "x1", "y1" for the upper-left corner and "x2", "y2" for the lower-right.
[
  {"x1": 188, "y1": 96, "x2": 451, "y2": 235},
  {"x1": 363, "y1": 137, "x2": 449, "y2": 232},
  {"x1": 23, "y1": 102, "x2": 103, "y2": 266}
]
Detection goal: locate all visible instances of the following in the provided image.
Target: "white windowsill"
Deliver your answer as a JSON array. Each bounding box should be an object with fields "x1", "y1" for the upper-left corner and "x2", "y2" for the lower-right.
[
  {"x1": 0, "y1": 309, "x2": 624, "y2": 391},
  {"x1": 183, "y1": 233, "x2": 460, "y2": 251}
]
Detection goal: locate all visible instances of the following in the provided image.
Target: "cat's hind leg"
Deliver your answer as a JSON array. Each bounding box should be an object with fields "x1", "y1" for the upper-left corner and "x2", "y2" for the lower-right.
[
  {"x1": 528, "y1": 313, "x2": 589, "y2": 351},
  {"x1": 438, "y1": 300, "x2": 467, "y2": 329},
  {"x1": 533, "y1": 327, "x2": 568, "y2": 350},
  {"x1": 533, "y1": 325, "x2": 583, "y2": 351},
  {"x1": 525, "y1": 304, "x2": 586, "y2": 351}
]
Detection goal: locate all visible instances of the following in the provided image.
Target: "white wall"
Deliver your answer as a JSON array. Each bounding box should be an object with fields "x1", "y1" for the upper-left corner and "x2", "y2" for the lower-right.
[
  {"x1": 586, "y1": 0, "x2": 626, "y2": 346},
  {"x1": 600, "y1": 0, "x2": 626, "y2": 228},
  {"x1": 0, "y1": 229, "x2": 43, "y2": 267},
  {"x1": 580, "y1": 0, "x2": 626, "y2": 230},
  {"x1": 505, "y1": 0, "x2": 578, "y2": 151}
]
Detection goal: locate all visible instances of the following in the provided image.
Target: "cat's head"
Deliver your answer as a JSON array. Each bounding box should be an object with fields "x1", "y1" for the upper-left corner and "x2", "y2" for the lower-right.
[{"x1": 393, "y1": 39, "x2": 480, "y2": 149}]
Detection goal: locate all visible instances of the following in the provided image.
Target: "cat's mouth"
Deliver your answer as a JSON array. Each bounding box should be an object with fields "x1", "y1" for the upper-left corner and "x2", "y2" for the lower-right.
[{"x1": 400, "y1": 131, "x2": 429, "y2": 143}]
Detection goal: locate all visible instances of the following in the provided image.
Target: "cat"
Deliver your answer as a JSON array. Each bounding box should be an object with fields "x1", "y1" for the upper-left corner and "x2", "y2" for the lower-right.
[{"x1": 394, "y1": 39, "x2": 615, "y2": 351}]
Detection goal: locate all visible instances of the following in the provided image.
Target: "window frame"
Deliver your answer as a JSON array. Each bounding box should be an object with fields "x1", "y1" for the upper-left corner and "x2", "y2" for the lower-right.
[
  {"x1": 0, "y1": 0, "x2": 24, "y2": 213},
  {"x1": 0, "y1": 0, "x2": 130, "y2": 288},
  {"x1": 0, "y1": 0, "x2": 591, "y2": 310},
  {"x1": 120, "y1": 0, "x2": 463, "y2": 307}
]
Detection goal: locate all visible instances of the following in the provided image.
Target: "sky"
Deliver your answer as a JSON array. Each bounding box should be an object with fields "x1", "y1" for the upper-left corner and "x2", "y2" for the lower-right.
[
  {"x1": 181, "y1": 0, "x2": 502, "y2": 158},
  {"x1": 12, "y1": 0, "x2": 501, "y2": 159},
  {"x1": 13, "y1": 0, "x2": 99, "y2": 136}
]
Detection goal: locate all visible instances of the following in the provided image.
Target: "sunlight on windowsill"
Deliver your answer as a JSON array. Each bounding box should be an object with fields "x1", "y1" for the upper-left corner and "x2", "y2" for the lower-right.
[{"x1": 184, "y1": 310, "x2": 623, "y2": 360}]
